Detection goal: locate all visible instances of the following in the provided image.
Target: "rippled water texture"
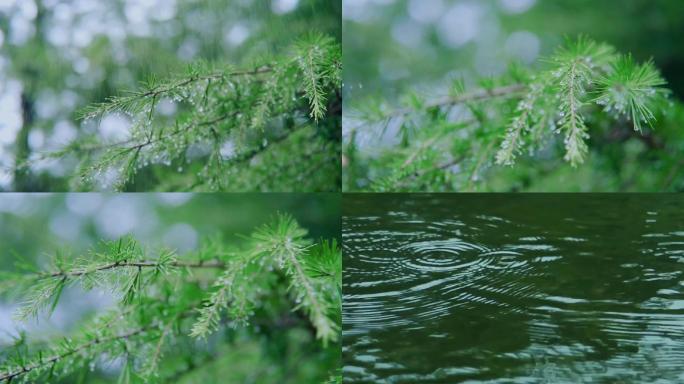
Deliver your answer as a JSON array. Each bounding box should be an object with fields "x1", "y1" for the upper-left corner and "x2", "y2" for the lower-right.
[{"x1": 343, "y1": 195, "x2": 684, "y2": 383}]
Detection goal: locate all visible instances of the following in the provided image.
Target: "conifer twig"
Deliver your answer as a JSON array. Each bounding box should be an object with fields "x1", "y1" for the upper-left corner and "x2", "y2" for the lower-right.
[
  {"x1": 137, "y1": 67, "x2": 272, "y2": 100},
  {"x1": 0, "y1": 326, "x2": 150, "y2": 382},
  {"x1": 349, "y1": 36, "x2": 671, "y2": 191},
  {"x1": 388, "y1": 84, "x2": 526, "y2": 118},
  {"x1": 2, "y1": 218, "x2": 340, "y2": 382},
  {"x1": 44, "y1": 260, "x2": 226, "y2": 278},
  {"x1": 283, "y1": 244, "x2": 328, "y2": 336},
  {"x1": 15, "y1": 33, "x2": 341, "y2": 192}
]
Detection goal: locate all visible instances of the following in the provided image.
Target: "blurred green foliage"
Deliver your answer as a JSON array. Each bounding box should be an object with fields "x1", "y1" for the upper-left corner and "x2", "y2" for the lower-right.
[
  {"x1": 343, "y1": 0, "x2": 684, "y2": 99},
  {"x1": 0, "y1": 193, "x2": 340, "y2": 268}
]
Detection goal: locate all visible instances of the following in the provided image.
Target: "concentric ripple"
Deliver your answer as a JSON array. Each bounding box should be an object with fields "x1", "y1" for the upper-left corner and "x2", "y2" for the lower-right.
[{"x1": 343, "y1": 195, "x2": 684, "y2": 383}]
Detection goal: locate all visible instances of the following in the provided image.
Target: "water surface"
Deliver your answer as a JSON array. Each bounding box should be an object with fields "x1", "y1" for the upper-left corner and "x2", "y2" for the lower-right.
[{"x1": 343, "y1": 194, "x2": 684, "y2": 383}]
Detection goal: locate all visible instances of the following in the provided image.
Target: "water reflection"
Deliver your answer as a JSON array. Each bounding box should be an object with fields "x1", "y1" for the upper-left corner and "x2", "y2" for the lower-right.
[{"x1": 343, "y1": 195, "x2": 684, "y2": 383}]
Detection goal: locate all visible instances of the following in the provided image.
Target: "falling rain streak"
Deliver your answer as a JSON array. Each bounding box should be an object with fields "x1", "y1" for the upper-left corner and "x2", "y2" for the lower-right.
[{"x1": 343, "y1": 194, "x2": 684, "y2": 383}]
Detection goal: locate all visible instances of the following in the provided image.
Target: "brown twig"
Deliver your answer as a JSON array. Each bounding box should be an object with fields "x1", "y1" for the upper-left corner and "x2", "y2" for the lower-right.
[
  {"x1": 45, "y1": 260, "x2": 226, "y2": 278},
  {"x1": 138, "y1": 66, "x2": 272, "y2": 99},
  {"x1": 0, "y1": 326, "x2": 149, "y2": 382},
  {"x1": 386, "y1": 84, "x2": 526, "y2": 118}
]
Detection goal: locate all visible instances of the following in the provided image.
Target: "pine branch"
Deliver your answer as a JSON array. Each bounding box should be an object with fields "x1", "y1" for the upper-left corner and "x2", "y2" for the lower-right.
[
  {"x1": 218, "y1": 123, "x2": 308, "y2": 167},
  {"x1": 3, "y1": 217, "x2": 339, "y2": 382},
  {"x1": 362, "y1": 84, "x2": 526, "y2": 121},
  {"x1": 139, "y1": 322, "x2": 171, "y2": 380},
  {"x1": 284, "y1": 241, "x2": 331, "y2": 338},
  {"x1": 0, "y1": 325, "x2": 150, "y2": 382},
  {"x1": 496, "y1": 81, "x2": 548, "y2": 165},
  {"x1": 42, "y1": 260, "x2": 226, "y2": 278},
  {"x1": 79, "y1": 67, "x2": 272, "y2": 121},
  {"x1": 295, "y1": 33, "x2": 339, "y2": 122},
  {"x1": 595, "y1": 55, "x2": 667, "y2": 132},
  {"x1": 559, "y1": 59, "x2": 590, "y2": 166},
  {"x1": 250, "y1": 214, "x2": 340, "y2": 345},
  {"x1": 401, "y1": 84, "x2": 526, "y2": 115},
  {"x1": 1, "y1": 306, "x2": 195, "y2": 383},
  {"x1": 11, "y1": 237, "x2": 228, "y2": 321},
  {"x1": 190, "y1": 215, "x2": 341, "y2": 345},
  {"x1": 18, "y1": 33, "x2": 341, "y2": 191},
  {"x1": 12, "y1": 276, "x2": 68, "y2": 322},
  {"x1": 348, "y1": 36, "x2": 672, "y2": 191},
  {"x1": 300, "y1": 43, "x2": 327, "y2": 121},
  {"x1": 189, "y1": 257, "x2": 257, "y2": 338}
]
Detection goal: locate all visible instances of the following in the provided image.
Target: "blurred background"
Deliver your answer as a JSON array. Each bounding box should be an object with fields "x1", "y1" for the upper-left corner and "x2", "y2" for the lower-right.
[
  {"x1": 0, "y1": 0, "x2": 341, "y2": 191},
  {"x1": 0, "y1": 193, "x2": 339, "y2": 345},
  {"x1": 343, "y1": 0, "x2": 684, "y2": 102},
  {"x1": 343, "y1": 0, "x2": 684, "y2": 191}
]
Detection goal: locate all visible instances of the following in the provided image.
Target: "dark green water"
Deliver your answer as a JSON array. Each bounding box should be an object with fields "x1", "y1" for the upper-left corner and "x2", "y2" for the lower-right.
[{"x1": 343, "y1": 195, "x2": 684, "y2": 383}]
